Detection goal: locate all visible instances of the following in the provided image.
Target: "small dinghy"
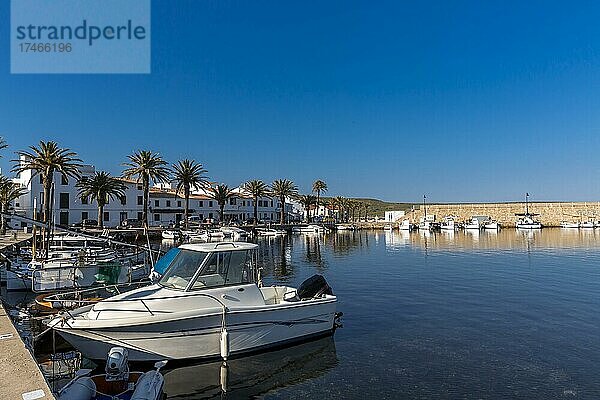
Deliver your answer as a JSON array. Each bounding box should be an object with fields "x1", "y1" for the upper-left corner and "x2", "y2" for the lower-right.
[
  {"x1": 161, "y1": 230, "x2": 182, "y2": 240},
  {"x1": 57, "y1": 347, "x2": 166, "y2": 400}
]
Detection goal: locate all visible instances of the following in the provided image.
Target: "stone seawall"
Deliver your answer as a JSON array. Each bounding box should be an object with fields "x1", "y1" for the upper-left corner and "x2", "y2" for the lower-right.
[{"x1": 403, "y1": 202, "x2": 600, "y2": 227}]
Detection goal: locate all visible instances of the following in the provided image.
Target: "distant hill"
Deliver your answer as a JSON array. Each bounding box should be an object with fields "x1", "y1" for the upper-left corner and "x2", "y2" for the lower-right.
[{"x1": 323, "y1": 197, "x2": 414, "y2": 217}]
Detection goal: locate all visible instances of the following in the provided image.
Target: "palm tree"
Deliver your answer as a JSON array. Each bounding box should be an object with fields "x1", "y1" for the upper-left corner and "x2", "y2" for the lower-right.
[
  {"x1": 12, "y1": 141, "x2": 82, "y2": 249},
  {"x1": 209, "y1": 184, "x2": 233, "y2": 223},
  {"x1": 312, "y1": 180, "x2": 328, "y2": 220},
  {"x1": 271, "y1": 179, "x2": 298, "y2": 224},
  {"x1": 172, "y1": 159, "x2": 210, "y2": 229},
  {"x1": 0, "y1": 137, "x2": 7, "y2": 156},
  {"x1": 363, "y1": 202, "x2": 370, "y2": 222},
  {"x1": 333, "y1": 196, "x2": 346, "y2": 222},
  {"x1": 298, "y1": 194, "x2": 317, "y2": 222},
  {"x1": 348, "y1": 200, "x2": 359, "y2": 222},
  {"x1": 0, "y1": 177, "x2": 27, "y2": 235},
  {"x1": 243, "y1": 180, "x2": 270, "y2": 225},
  {"x1": 122, "y1": 150, "x2": 170, "y2": 228},
  {"x1": 76, "y1": 172, "x2": 127, "y2": 229}
]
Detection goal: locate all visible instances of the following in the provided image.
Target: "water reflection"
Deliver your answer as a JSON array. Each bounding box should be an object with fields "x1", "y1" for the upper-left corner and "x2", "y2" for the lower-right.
[
  {"x1": 162, "y1": 336, "x2": 337, "y2": 399},
  {"x1": 384, "y1": 228, "x2": 600, "y2": 251}
]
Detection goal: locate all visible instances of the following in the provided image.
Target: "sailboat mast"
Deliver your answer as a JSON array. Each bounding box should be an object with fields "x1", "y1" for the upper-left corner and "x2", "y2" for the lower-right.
[
  {"x1": 423, "y1": 195, "x2": 427, "y2": 218},
  {"x1": 526, "y1": 192, "x2": 529, "y2": 215}
]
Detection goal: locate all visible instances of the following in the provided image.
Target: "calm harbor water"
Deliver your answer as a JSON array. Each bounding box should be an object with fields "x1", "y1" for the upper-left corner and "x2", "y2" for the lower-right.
[
  {"x1": 164, "y1": 228, "x2": 600, "y2": 399},
  {"x1": 7, "y1": 228, "x2": 600, "y2": 399}
]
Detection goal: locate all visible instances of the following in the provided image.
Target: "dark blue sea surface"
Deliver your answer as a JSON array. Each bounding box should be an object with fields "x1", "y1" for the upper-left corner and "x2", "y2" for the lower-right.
[{"x1": 161, "y1": 229, "x2": 600, "y2": 399}]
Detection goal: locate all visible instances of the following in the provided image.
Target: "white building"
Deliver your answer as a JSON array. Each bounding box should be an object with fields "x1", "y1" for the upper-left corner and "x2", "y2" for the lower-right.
[
  {"x1": 9, "y1": 157, "x2": 294, "y2": 227},
  {"x1": 384, "y1": 210, "x2": 406, "y2": 222}
]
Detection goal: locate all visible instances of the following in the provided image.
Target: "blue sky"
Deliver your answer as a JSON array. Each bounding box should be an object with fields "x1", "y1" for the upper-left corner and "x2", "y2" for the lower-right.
[{"x1": 2, "y1": 1, "x2": 600, "y2": 202}]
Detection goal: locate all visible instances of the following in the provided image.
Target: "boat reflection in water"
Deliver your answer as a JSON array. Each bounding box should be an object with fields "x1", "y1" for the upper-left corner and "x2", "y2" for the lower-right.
[{"x1": 162, "y1": 336, "x2": 337, "y2": 399}]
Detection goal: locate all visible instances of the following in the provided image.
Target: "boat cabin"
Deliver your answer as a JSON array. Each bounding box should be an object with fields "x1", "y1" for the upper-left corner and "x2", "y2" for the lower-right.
[{"x1": 158, "y1": 242, "x2": 259, "y2": 291}]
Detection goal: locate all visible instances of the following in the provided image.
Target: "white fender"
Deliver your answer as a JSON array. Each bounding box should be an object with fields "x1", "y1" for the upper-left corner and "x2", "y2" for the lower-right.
[{"x1": 220, "y1": 329, "x2": 230, "y2": 361}]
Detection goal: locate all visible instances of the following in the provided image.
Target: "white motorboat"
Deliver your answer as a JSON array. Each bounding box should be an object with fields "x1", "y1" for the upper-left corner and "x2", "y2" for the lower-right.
[
  {"x1": 383, "y1": 224, "x2": 393, "y2": 231},
  {"x1": 48, "y1": 242, "x2": 338, "y2": 361},
  {"x1": 57, "y1": 347, "x2": 166, "y2": 400},
  {"x1": 440, "y1": 216, "x2": 456, "y2": 231},
  {"x1": 560, "y1": 221, "x2": 580, "y2": 228},
  {"x1": 292, "y1": 225, "x2": 329, "y2": 234},
  {"x1": 161, "y1": 230, "x2": 182, "y2": 240},
  {"x1": 463, "y1": 217, "x2": 482, "y2": 230},
  {"x1": 581, "y1": 220, "x2": 595, "y2": 229},
  {"x1": 182, "y1": 230, "x2": 209, "y2": 242},
  {"x1": 398, "y1": 220, "x2": 412, "y2": 231},
  {"x1": 256, "y1": 228, "x2": 286, "y2": 236},
  {"x1": 336, "y1": 224, "x2": 356, "y2": 231},
  {"x1": 483, "y1": 220, "x2": 500, "y2": 230},
  {"x1": 418, "y1": 220, "x2": 431, "y2": 231},
  {"x1": 220, "y1": 227, "x2": 249, "y2": 240},
  {"x1": 7, "y1": 248, "x2": 149, "y2": 292}
]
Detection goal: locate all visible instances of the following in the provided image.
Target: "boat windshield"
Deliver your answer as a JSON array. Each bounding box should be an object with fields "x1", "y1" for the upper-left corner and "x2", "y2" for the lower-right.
[{"x1": 159, "y1": 250, "x2": 209, "y2": 290}]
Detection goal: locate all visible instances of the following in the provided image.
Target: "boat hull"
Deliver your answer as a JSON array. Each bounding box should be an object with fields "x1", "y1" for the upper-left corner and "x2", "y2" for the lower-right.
[
  {"x1": 516, "y1": 223, "x2": 542, "y2": 229},
  {"x1": 53, "y1": 299, "x2": 337, "y2": 361}
]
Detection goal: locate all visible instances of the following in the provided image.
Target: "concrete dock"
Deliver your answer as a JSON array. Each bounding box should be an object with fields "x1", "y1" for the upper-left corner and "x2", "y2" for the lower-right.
[
  {"x1": 0, "y1": 232, "x2": 55, "y2": 399},
  {"x1": 0, "y1": 303, "x2": 54, "y2": 399}
]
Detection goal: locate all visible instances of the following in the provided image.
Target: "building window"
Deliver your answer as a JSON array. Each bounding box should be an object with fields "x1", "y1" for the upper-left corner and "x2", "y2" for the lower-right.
[
  {"x1": 230, "y1": 198, "x2": 236, "y2": 205},
  {"x1": 39, "y1": 192, "x2": 44, "y2": 206},
  {"x1": 154, "y1": 200, "x2": 159, "y2": 207},
  {"x1": 81, "y1": 211, "x2": 88, "y2": 220},
  {"x1": 270, "y1": 200, "x2": 273, "y2": 207},
  {"x1": 199, "y1": 214, "x2": 203, "y2": 219},
  {"x1": 242, "y1": 200, "x2": 246, "y2": 206},
  {"x1": 61, "y1": 175, "x2": 68, "y2": 185},
  {"x1": 120, "y1": 196, "x2": 126, "y2": 205},
  {"x1": 137, "y1": 196, "x2": 143, "y2": 206},
  {"x1": 209, "y1": 212, "x2": 213, "y2": 219},
  {"x1": 209, "y1": 201, "x2": 213, "y2": 207},
  {"x1": 137, "y1": 184, "x2": 143, "y2": 190},
  {"x1": 104, "y1": 211, "x2": 109, "y2": 221},
  {"x1": 81, "y1": 196, "x2": 88, "y2": 205},
  {"x1": 199, "y1": 200, "x2": 203, "y2": 207},
  {"x1": 177, "y1": 200, "x2": 181, "y2": 207},
  {"x1": 39, "y1": 175, "x2": 43, "y2": 184},
  {"x1": 15, "y1": 202, "x2": 20, "y2": 207},
  {"x1": 258, "y1": 200, "x2": 262, "y2": 207},
  {"x1": 137, "y1": 212, "x2": 143, "y2": 221},
  {"x1": 166, "y1": 200, "x2": 171, "y2": 207},
  {"x1": 59, "y1": 193, "x2": 69, "y2": 209},
  {"x1": 154, "y1": 214, "x2": 160, "y2": 222}
]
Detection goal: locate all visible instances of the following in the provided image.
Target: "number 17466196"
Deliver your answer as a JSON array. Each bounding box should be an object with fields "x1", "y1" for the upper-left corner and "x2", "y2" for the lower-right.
[{"x1": 19, "y1": 43, "x2": 72, "y2": 52}]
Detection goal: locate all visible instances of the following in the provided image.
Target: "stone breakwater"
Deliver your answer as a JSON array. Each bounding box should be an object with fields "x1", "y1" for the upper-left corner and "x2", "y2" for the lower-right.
[{"x1": 405, "y1": 202, "x2": 600, "y2": 227}]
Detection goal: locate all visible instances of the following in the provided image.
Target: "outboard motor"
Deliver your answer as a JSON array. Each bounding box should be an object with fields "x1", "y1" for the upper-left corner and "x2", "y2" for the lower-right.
[
  {"x1": 105, "y1": 347, "x2": 129, "y2": 382},
  {"x1": 297, "y1": 274, "x2": 333, "y2": 300}
]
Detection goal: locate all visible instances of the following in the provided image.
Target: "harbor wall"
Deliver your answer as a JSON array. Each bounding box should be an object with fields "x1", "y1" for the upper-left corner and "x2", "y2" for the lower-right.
[{"x1": 404, "y1": 202, "x2": 600, "y2": 227}]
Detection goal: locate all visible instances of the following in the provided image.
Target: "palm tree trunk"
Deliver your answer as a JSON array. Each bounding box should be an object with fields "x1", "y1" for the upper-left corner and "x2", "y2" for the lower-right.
[
  {"x1": 253, "y1": 196, "x2": 258, "y2": 225},
  {"x1": 98, "y1": 204, "x2": 104, "y2": 229},
  {"x1": 280, "y1": 196, "x2": 285, "y2": 224},
  {"x1": 142, "y1": 175, "x2": 149, "y2": 229},
  {"x1": 219, "y1": 204, "x2": 225, "y2": 222},
  {"x1": 316, "y1": 191, "x2": 321, "y2": 222},
  {"x1": 43, "y1": 174, "x2": 53, "y2": 254},
  {"x1": 184, "y1": 186, "x2": 190, "y2": 230},
  {"x1": 1, "y1": 203, "x2": 6, "y2": 235}
]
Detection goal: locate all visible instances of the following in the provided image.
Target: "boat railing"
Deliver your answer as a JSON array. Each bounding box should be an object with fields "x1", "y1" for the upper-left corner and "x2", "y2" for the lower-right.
[
  {"x1": 31, "y1": 261, "x2": 150, "y2": 293},
  {"x1": 42, "y1": 281, "x2": 153, "y2": 308}
]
